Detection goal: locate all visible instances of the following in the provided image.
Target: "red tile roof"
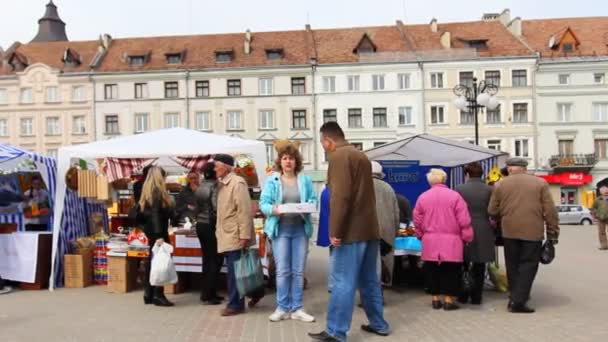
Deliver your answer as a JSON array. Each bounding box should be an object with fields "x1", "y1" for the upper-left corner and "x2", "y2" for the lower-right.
[{"x1": 522, "y1": 17, "x2": 608, "y2": 58}]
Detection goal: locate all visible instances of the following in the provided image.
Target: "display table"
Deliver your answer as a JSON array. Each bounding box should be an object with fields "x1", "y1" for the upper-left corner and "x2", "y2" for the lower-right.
[
  {"x1": 0, "y1": 232, "x2": 52, "y2": 289},
  {"x1": 394, "y1": 236, "x2": 422, "y2": 257},
  {"x1": 170, "y1": 230, "x2": 269, "y2": 276}
]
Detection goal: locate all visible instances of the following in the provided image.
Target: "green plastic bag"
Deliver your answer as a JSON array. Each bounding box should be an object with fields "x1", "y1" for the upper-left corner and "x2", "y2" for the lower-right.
[
  {"x1": 488, "y1": 264, "x2": 508, "y2": 293},
  {"x1": 234, "y1": 249, "x2": 265, "y2": 298}
]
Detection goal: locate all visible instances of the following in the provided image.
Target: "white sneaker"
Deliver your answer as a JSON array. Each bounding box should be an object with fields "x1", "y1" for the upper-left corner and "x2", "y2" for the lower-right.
[
  {"x1": 0, "y1": 286, "x2": 12, "y2": 295},
  {"x1": 291, "y1": 309, "x2": 315, "y2": 323},
  {"x1": 268, "y1": 309, "x2": 290, "y2": 322}
]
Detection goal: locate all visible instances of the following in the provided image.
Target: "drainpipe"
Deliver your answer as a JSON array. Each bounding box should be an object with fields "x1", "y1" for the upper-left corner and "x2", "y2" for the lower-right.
[
  {"x1": 89, "y1": 71, "x2": 97, "y2": 141},
  {"x1": 310, "y1": 59, "x2": 319, "y2": 171},
  {"x1": 185, "y1": 70, "x2": 191, "y2": 129},
  {"x1": 418, "y1": 61, "x2": 427, "y2": 134},
  {"x1": 532, "y1": 54, "x2": 540, "y2": 173}
]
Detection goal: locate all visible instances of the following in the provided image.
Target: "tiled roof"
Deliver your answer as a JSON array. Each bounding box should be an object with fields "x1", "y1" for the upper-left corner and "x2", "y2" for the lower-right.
[
  {"x1": 0, "y1": 40, "x2": 99, "y2": 75},
  {"x1": 522, "y1": 17, "x2": 608, "y2": 58},
  {"x1": 95, "y1": 30, "x2": 313, "y2": 72}
]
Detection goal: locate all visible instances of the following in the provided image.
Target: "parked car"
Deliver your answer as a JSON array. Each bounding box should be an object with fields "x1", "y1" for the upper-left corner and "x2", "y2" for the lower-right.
[{"x1": 556, "y1": 205, "x2": 594, "y2": 225}]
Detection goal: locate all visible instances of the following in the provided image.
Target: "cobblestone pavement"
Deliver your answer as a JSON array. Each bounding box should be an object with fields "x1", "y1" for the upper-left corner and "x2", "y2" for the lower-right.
[{"x1": 2, "y1": 225, "x2": 608, "y2": 342}]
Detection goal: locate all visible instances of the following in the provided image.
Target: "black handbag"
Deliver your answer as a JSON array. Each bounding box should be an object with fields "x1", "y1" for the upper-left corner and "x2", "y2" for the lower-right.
[
  {"x1": 540, "y1": 240, "x2": 555, "y2": 265},
  {"x1": 461, "y1": 264, "x2": 474, "y2": 293}
]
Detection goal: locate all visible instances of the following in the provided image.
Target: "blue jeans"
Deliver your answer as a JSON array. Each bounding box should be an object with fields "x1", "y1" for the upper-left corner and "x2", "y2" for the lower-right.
[
  {"x1": 327, "y1": 240, "x2": 389, "y2": 341},
  {"x1": 273, "y1": 223, "x2": 308, "y2": 312},
  {"x1": 226, "y1": 250, "x2": 245, "y2": 311}
]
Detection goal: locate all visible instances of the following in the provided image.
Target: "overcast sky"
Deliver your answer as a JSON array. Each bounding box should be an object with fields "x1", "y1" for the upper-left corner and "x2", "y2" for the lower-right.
[{"x1": 1, "y1": 0, "x2": 606, "y2": 48}]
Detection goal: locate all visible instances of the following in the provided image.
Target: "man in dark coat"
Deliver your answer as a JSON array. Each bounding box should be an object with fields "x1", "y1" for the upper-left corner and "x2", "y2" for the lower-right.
[{"x1": 456, "y1": 162, "x2": 494, "y2": 305}]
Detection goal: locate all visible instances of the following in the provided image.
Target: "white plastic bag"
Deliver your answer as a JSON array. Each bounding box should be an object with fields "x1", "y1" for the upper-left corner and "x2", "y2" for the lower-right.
[{"x1": 149, "y1": 242, "x2": 178, "y2": 286}]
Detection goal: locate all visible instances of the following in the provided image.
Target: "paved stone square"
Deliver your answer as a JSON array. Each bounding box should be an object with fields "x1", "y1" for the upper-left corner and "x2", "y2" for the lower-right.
[{"x1": 2, "y1": 225, "x2": 608, "y2": 342}]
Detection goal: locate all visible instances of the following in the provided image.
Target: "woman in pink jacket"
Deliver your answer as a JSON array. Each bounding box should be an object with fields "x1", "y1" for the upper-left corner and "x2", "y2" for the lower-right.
[{"x1": 413, "y1": 168, "x2": 474, "y2": 311}]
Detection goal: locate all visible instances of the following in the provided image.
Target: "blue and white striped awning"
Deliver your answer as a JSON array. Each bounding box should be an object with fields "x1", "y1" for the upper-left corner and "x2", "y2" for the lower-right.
[{"x1": 0, "y1": 144, "x2": 26, "y2": 164}]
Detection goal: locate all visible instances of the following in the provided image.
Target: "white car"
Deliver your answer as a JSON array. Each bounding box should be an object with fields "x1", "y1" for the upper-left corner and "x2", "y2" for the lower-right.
[{"x1": 556, "y1": 205, "x2": 594, "y2": 225}]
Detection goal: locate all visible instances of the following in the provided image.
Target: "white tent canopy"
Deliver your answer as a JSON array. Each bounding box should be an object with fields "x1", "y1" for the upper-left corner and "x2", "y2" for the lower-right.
[
  {"x1": 50, "y1": 128, "x2": 268, "y2": 289},
  {"x1": 365, "y1": 133, "x2": 508, "y2": 167}
]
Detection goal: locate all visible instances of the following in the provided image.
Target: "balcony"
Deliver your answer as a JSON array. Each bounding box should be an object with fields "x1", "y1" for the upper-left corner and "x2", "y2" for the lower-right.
[{"x1": 549, "y1": 154, "x2": 597, "y2": 172}]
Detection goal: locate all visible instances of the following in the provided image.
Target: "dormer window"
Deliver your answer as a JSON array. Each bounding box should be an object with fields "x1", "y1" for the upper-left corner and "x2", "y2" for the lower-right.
[
  {"x1": 353, "y1": 33, "x2": 377, "y2": 54},
  {"x1": 62, "y1": 48, "x2": 81, "y2": 67},
  {"x1": 266, "y1": 49, "x2": 283, "y2": 60},
  {"x1": 467, "y1": 39, "x2": 488, "y2": 50},
  {"x1": 549, "y1": 27, "x2": 580, "y2": 54},
  {"x1": 166, "y1": 52, "x2": 185, "y2": 65},
  {"x1": 215, "y1": 50, "x2": 234, "y2": 63},
  {"x1": 8, "y1": 53, "x2": 28, "y2": 71},
  {"x1": 563, "y1": 43, "x2": 574, "y2": 53},
  {"x1": 130, "y1": 56, "x2": 146, "y2": 66}
]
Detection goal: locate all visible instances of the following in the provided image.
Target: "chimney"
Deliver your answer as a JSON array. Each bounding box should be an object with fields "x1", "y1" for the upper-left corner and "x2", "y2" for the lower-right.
[
  {"x1": 100, "y1": 34, "x2": 112, "y2": 49},
  {"x1": 244, "y1": 29, "x2": 252, "y2": 55},
  {"x1": 440, "y1": 31, "x2": 451, "y2": 48},
  {"x1": 31, "y1": 1, "x2": 68, "y2": 42},
  {"x1": 430, "y1": 18, "x2": 438, "y2": 33},
  {"x1": 499, "y1": 9, "x2": 511, "y2": 27},
  {"x1": 507, "y1": 17, "x2": 522, "y2": 37}
]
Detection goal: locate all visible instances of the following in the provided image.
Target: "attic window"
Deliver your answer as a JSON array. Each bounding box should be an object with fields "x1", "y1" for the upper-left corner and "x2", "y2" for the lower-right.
[
  {"x1": 166, "y1": 53, "x2": 183, "y2": 64},
  {"x1": 215, "y1": 50, "x2": 234, "y2": 63},
  {"x1": 8, "y1": 53, "x2": 28, "y2": 71},
  {"x1": 354, "y1": 34, "x2": 377, "y2": 54},
  {"x1": 129, "y1": 56, "x2": 146, "y2": 66},
  {"x1": 563, "y1": 43, "x2": 574, "y2": 53},
  {"x1": 467, "y1": 40, "x2": 488, "y2": 49},
  {"x1": 266, "y1": 49, "x2": 283, "y2": 60},
  {"x1": 62, "y1": 48, "x2": 81, "y2": 67}
]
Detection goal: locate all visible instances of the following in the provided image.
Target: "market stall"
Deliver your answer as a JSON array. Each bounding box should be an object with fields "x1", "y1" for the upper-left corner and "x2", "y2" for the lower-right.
[{"x1": 50, "y1": 128, "x2": 268, "y2": 290}]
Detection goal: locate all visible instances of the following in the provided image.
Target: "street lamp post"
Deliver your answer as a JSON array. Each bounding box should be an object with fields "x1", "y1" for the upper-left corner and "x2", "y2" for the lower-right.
[{"x1": 453, "y1": 78, "x2": 500, "y2": 146}]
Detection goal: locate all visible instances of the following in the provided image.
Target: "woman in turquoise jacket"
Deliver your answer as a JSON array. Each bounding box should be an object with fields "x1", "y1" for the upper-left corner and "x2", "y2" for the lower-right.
[{"x1": 260, "y1": 143, "x2": 317, "y2": 323}]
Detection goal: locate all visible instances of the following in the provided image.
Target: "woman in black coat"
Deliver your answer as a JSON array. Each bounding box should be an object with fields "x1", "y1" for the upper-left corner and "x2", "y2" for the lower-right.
[{"x1": 138, "y1": 166, "x2": 177, "y2": 307}]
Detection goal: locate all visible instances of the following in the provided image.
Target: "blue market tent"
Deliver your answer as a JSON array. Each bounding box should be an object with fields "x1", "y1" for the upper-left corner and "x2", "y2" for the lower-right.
[{"x1": 365, "y1": 133, "x2": 508, "y2": 206}]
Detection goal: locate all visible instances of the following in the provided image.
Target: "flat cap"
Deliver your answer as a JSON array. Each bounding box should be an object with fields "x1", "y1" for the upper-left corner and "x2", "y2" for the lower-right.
[
  {"x1": 213, "y1": 154, "x2": 235, "y2": 166},
  {"x1": 505, "y1": 157, "x2": 528, "y2": 167}
]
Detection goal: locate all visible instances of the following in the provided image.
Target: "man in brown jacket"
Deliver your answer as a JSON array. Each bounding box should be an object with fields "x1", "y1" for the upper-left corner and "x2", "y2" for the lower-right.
[
  {"x1": 214, "y1": 154, "x2": 256, "y2": 317},
  {"x1": 309, "y1": 122, "x2": 390, "y2": 342},
  {"x1": 488, "y1": 157, "x2": 559, "y2": 314}
]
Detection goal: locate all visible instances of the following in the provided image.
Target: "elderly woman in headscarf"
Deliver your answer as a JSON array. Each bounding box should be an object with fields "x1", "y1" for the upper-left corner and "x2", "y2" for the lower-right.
[{"x1": 370, "y1": 161, "x2": 400, "y2": 286}]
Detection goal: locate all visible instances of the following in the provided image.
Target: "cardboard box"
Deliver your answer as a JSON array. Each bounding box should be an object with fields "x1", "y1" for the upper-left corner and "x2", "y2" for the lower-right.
[
  {"x1": 107, "y1": 256, "x2": 139, "y2": 293},
  {"x1": 64, "y1": 250, "x2": 93, "y2": 288},
  {"x1": 278, "y1": 203, "x2": 317, "y2": 214},
  {"x1": 164, "y1": 273, "x2": 185, "y2": 294}
]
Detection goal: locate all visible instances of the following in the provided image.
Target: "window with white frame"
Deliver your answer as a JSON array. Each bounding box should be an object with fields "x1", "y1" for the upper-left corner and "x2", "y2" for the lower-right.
[
  {"x1": 558, "y1": 74, "x2": 570, "y2": 85},
  {"x1": 72, "y1": 116, "x2": 86, "y2": 134},
  {"x1": 595, "y1": 139, "x2": 608, "y2": 159},
  {"x1": 430, "y1": 72, "x2": 444, "y2": 88},
  {"x1": 259, "y1": 78, "x2": 273, "y2": 96},
  {"x1": 514, "y1": 139, "x2": 529, "y2": 157},
  {"x1": 486, "y1": 139, "x2": 502, "y2": 151},
  {"x1": 298, "y1": 143, "x2": 310, "y2": 163},
  {"x1": 20, "y1": 118, "x2": 33, "y2": 136},
  {"x1": 259, "y1": 110, "x2": 275, "y2": 130},
  {"x1": 460, "y1": 110, "x2": 475, "y2": 125},
  {"x1": 227, "y1": 111, "x2": 243, "y2": 130},
  {"x1": 46, "y1": 117, "x2": 60, "y2": 135},
  {"x1": 265, "y1": 144, "x2": 275, "y2": 165},
  {"x1": 0, "y1": 119, "x2": 8, "y2": 137},
  {"x1": 485, "y1": 70, "x2": 501, "y2": 86},
  {"x1": 134, "y1": 113, "x2": 149, "y2": 133},
  {"x1": 594, "y1": 73, "x2": 605, "y2": 85},
  {"x1": 134, "y1": 83, "x2": 148, "y2": 99},
  {"x1": 196, "y1": 81, "x2": 210, "y2": 97},
  {"x1": 593, "y1": 103, "x2": 608, "y2": 122},
  {"x1": 227, "y1": 79, "x2": 241, "y2": 96},
  {"x1": 323, "y1": 109, "x2": 337, "y2": 123},
  {"x1": 71, "y1": 86, "x2": 86, "y2": 102},
  {"x1": 348, "y1": 108, "x2": 362, "y2": 128},
  {"x1": 511, "y1": 69, "x2": 527, "y2": 87},
  {"x1": 430, "y1": 105, "x2": 445, "y2": 124},
  {"x1": 164, "y1": 113, "x2": 180, "y2": 128},
  {"x1": 46, "y1": 86, "x2": 60, "y2": 103},
  {"x1": 104, "y1": 84, "x2": 118, "y2": 100},
  {"x1": 195, "y1": 111, "x2": 211, "y2": 131},
  {"x1": 373, "y1": 108, "x2": 387, "y2": 128},
  {"x1": 0, "y1": 88, "x2": 7, "y2": 104},
  {"x1": 486, "y1": 105, "x2": 501, "y2": 124},
  {"x1": 164, "y1": 82, "x2": 179, "y2": 98},
  {"x1": 372, "y1": 74, "x2": 385, "y2": 91},
  {"x1": 46, "y1": 149, "x2": 58, "y2": 159},
  {"x1": 513, "y1": 103, "x2": 529, "y2": 123},
  {"x1": 398, "y1": 106, "x2": 413, "y2": 126},
  {"x1": 398, "y1": 73, "x2": 411, "y2": 89},
  {"x1": 557, "y1": 103, "x2": 572, "y2": 122},
  {"x1": 322, "y1": 76, "x2": 336, "y2": 93},
  {"x1": 292, "y1": 110, "x2": 307, "y2": 129},
  {"x1": 20, "y1": 88, "x2": 33, "y2": 104},
  {"x1": 347, "y1": 75, "x2": 360, "y2": 91}
]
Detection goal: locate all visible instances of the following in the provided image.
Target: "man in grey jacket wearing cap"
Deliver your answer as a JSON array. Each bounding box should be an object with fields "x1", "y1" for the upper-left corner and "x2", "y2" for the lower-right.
[{"x1": 488, "y1": 157, "x2": 559, "y2": 314}]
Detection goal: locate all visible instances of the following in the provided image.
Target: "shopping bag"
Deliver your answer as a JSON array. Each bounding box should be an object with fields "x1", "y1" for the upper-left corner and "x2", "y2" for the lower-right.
[
  {"x1": 461, "y1": 265, "x2": 474, "y2": 294},
  {"x1": 488, "y1": 263, "x2": 508, "y2": 293},
  {"x1": 149, "y1": 242, "x2": 178, "y2": 286},
  {"x1": 234, "y1": 249, "x2": 265, "y2": 298}
]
